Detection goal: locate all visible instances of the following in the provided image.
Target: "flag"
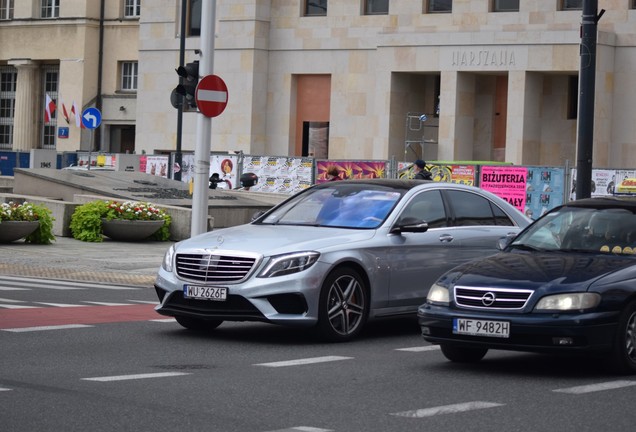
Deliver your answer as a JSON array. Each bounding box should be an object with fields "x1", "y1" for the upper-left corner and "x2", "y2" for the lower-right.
[
  {"x1": 44, "y1": 94, "x2": 56, "y2": 123},
  {"x1": 60, "y1": 97, "x2": 70, "y2": 124},
  {"x1": 71, "y1": 101, "x2": 84, "y2": 128}
]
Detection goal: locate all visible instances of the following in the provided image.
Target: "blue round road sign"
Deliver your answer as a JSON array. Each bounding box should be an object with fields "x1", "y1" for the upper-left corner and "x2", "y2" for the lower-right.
[{"x1": 82, "y1": 107, "x2": 102, "y2": 129}]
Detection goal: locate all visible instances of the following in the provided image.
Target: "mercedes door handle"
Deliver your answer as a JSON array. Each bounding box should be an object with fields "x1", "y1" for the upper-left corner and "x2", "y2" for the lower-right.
[{"x1": 439, "y1": 234, "x2": 454, "y2": 243}]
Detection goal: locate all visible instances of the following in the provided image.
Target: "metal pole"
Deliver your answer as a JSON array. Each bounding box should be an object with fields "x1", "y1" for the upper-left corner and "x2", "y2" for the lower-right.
[
  {"x1": 575, "y1": 0, "x2": 599, "y2": 200},
  {"x1": 190, "y1": 0, "x2": 215, "y2": 236},
  {"x1": 174, "y1": 0, "x2": 187, "y2": 182}
]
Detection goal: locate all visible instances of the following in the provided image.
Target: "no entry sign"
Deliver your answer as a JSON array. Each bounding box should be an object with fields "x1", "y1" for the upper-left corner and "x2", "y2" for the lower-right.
[{"x1": 195, "y1": 74, "x2": 228, "y2": 118}]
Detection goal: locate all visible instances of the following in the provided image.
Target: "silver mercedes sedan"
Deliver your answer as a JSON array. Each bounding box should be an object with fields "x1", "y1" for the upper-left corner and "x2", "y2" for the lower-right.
[{"x1": 154, "y1": 179, "x2": 531, "y2": 341}]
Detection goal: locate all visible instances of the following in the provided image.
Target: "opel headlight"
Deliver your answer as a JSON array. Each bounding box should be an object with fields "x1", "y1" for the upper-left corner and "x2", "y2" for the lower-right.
[
  {"x1": 258, "y1": 251, "x2": 320, "y2": 278},
  {"x1": 534, "y1": 293, "x2": 601, "y2": 311},
  {"x1": 161, "y1": 244, "x2": 176, "y2": 272},
  {"x1": 427, "y1": 283, "x2": 449, "y2": 305}
]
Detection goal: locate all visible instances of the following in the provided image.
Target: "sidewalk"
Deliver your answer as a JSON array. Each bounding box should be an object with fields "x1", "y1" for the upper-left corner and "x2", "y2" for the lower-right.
[{"x1": 0, "y1": 236, "x2": 173, "y2": 287}]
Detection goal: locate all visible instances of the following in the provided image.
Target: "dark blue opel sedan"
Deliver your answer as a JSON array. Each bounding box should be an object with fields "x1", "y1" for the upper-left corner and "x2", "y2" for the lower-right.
[{"x1": 418, "y1": 196, "x2": 636, "y2": 374}]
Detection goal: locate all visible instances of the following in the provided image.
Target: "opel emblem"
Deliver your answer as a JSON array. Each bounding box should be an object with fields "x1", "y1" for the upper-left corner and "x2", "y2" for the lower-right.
[{"x1": 481, "y1": 292, "x2": 496, "y2": 307}]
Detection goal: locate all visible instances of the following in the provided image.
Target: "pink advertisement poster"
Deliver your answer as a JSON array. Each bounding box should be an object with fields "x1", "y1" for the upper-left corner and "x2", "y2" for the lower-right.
[
  {"x1": 315, "y1": 160, "x2": 388, "y2": 183},
  {"x1": 480, "y1": 166, "x2": 528, "y2": 212}
]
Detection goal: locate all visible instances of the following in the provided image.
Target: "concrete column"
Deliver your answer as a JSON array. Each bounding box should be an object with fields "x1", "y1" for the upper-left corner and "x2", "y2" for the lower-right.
[
  {"x1": 437, "y1": 70, "x2": 458, "y2": 161},
  {"x1": 438, "y1": 70, "x2": 475, "y2": 161},
  {"x1": 506, "y1": 71, "x2": 542, "y2": 165},
  {"x1": 9, "y1": 60, "x2": 39, "y2": 151}
]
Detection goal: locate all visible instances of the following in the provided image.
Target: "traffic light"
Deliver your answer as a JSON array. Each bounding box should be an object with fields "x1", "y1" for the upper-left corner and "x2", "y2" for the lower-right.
[{"x1": 174, "y1": 61, "x2": 199, "y2": 110}]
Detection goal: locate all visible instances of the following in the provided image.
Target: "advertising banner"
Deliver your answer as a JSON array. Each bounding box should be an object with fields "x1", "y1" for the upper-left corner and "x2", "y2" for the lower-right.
[
  {"x1": 315, "y1": 160, "x2": 388, "y2": 183},
  {"x1": 480, "y1": 166, "x2": 528, "y2": 212},
  {"x1": 145, "y1": 155, "x2": 169, "y2": 178},
  {"x1": 244, "y1": 156, "x2": 313, "y2": 194},
  {"x1": 524, "y1": 167, "x2": 565, "y2": 219},
  {"x1": 397, "y1": 162, "x2": 476, "y2": 185}
]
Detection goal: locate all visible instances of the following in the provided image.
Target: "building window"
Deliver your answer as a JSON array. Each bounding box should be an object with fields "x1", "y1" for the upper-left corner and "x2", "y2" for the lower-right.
[
  {"x1": 0, "y1": 67, "x2": 16, "y2": 150},
  {"x1": 187, "y1": 0, "x2": 201, "y2": 36},
  {"x1": 121, "y1": 62, "x2": 138, "y2": 91},
  {"x1": 427, "y1": 0, "x2": 452, "y2": 13},
  {"x1": 493, "y1": 0, "x2": 519, "y2": 12},
  {"x1": 305, "y1": 0, "x2": 327, "y2": 16},
  {"x1": 42, "y1": 65, "x2": 59, "y2": 149},
  {"x1": 567, "y1": 75, "x2": 578, "y2": 120},
  {"x1": 0, "y1": 0, "x2": 14, "y2": 20},
  {"x1": 561, "y1": 0, "x2": 582, "y2": 10},
  {"x1": 364, "y1": 0, "x2": 388, "y2": 15},
  {"x1": 124, "y1": 0, "x2": 140, "y2": 18},
  {"x1": 41, "y1": 0, "x2": 60, "y2": 18}
]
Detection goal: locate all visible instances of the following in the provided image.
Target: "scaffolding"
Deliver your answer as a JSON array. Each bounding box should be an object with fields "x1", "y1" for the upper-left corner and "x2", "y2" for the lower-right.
[{"x1": 404, "y1": 112, "x2": 438, "y2": 162}]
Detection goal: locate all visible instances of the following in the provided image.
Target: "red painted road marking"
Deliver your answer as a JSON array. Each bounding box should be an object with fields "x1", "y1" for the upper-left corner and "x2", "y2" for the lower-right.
[{"x1": 0, "y1": 304, "x2": 160, "y2": 330}]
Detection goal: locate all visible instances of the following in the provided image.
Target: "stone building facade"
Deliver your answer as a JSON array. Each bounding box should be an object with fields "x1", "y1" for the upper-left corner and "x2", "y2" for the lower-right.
[
  {"x1": 0, "y1": 0, "x2": 139, "y2": 154},
  {"x1": 2, "y1": 1, "x2": 636, "y2": 170}
]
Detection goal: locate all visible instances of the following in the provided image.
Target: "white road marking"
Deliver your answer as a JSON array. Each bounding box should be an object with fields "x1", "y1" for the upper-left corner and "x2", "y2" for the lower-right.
[
  {"x1": 255, "y1": 356, "x2": 354, "y2": 368},
  {"x1": 265, "y1": 427, "x2": 333, "y2": 432},
  {"x1": 0, "y1": 276, "x2": 140, "y2": 290},
  {"x1": 2, "y1": 324, "x2": 93, "y2": 333},
  {"x1": 0, "y1": 304, "x2": 39, "y2": 309},
  {"x1": 392, "y1": 401, "x2": 504, "y2": 418},
  {"x1": 0, "y1": 297, "x2": 26, "y2": 303},
  {"x1": 82, "y1": 372, "x2": 191, "y2": 382},
  {"x1": 150, "y1": 318, "x2": 176, "y2": 322},
  {"x1": 35, "y1": 302, "x2": 85, "y2": 307},
  {"x1": 396, "y1": 345, "x2": 441, "y2": 352},
  {"x1": 553, "y1": 380, "x2": 636, "y2": 394},
  {"x1": 0, "y1": 287, "x2": 29, "y2": 291},
  {"x1": 128, "y1": 300, "x2": 159, "y2": 305},
  {"x1": 82, "y1": 301, "x2": 133, "y2": 306},
  {"x1": 0, "y1": 387, "x2": 13, "y2": 392}
]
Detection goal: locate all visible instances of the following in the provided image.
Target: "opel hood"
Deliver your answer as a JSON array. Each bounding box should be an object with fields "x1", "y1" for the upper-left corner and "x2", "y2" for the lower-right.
[{"x1": 449, "y1": 251, "x2": 636, "y2": 292}]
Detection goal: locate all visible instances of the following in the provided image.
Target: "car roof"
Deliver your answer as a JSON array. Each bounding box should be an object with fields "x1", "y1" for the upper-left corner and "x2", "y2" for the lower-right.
[
  {"x1": 311, "y1": 178, "x2": 481, "y2": 192},
  {"x1": 565, "y1": 196, "x2": 636, "y2": 211}
]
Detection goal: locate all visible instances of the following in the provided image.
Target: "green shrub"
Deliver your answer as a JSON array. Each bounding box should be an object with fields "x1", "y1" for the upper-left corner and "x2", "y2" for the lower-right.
[
  {"x1": 69, "y1": 200, "x2": 110, "y2": 242},
  {"x1": 0, "y1": 201, "x2": 56, "y2": 245},
  {"x1": 70, "y1": 200, "x2": 171, "y2": 242}
]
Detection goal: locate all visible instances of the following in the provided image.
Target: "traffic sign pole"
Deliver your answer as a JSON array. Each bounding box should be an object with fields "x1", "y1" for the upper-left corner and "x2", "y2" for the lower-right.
[
  {"x1": 81, "y1": 108, "x2": 102, "y2": 170},
  {"x1": 191, "y1": 0, "x2": 216, "y2": 237}
]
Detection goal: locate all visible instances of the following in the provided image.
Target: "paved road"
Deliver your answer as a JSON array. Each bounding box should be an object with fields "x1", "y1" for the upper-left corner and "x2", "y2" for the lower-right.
[{"x1": 0, "y1": 236, "x2": 172, "y2": 286}]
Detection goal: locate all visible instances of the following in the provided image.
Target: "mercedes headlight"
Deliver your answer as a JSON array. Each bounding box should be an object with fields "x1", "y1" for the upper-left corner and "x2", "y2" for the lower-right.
[
  {"x1": 258, "y1": 252, "x2": 320, "y2": 278},
  {"x1": 161, "y1": 244, "x2": 176, "y2": 272},
  {"x1": 534, "y1": 293, "x2": 601, "y2": 311}
]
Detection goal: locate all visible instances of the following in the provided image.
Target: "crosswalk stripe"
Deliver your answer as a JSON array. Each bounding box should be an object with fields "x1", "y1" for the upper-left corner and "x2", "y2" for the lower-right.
[
  {"x1": 0, "y1": 297, "x2": 24, "y2": 303},
  {"x1": 396, "y1": 345, "x2": 440, "y2": 352},
  {"x1": 82, "y1": 372, "x2": 190, "y2": 382},
  {"x1": 35, "y1": 303, "x2": 86, "y2": 307},
  {"x1": 82, "y1": 302, "x2": 134, "y2": 306},
  {"x1": 3, "y1": 324, "x2": 93, "y2": 332},
  {"x1": 0, "y1": 276, "x2": 140, "y2": 290},
  {"x1": 392, "y1": 401, "x2": 504, "y2": 418},
  {"x1": 553, "y1": 380, "x2": 636, "y2": 394},
  {"x1": 255, "y1": 356, "x2": 353, "y2": 368}
]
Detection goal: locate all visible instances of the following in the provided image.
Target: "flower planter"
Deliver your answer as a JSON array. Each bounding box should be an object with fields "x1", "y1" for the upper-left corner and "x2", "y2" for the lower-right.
[
  {"x1": 0, "y1": 221, "x2": 40, "y2": 243},
  {"x1": 101, "y1": 219, "x2": 164, "y2": 241}
]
